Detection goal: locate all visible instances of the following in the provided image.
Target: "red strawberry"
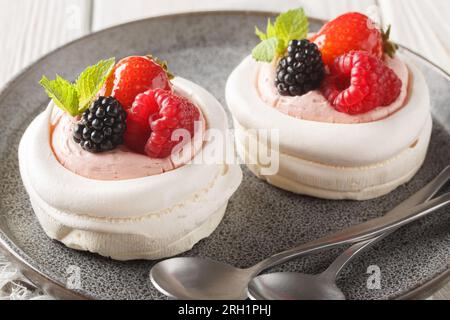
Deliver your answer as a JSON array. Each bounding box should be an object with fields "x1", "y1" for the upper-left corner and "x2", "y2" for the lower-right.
[
  {"x1": 309, "y1": 12, "x2": 386, "y2": 66},
  {"x1": 321, "y1": 51, "x2": 402, "y2": 115},
  {"x1": 124, "y1": 89, "x2": 200, "y2": 158},
  {"x1": 103, "y1": 56, "x2": 171, "y2": 109}
]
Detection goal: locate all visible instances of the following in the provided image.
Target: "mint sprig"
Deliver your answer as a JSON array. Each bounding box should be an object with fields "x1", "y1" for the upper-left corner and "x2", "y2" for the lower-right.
[
  {"x1": 39, "y1": 76, "x2": 79, "y2": 116},
  {"x1": 252, "y1": 8, "x2": 309, "y2": 62},
  {"x1": 255, "y1": 18, "x2": 277, "y2": 40},
  {"x1": 252, "y1": 38, "x2": 280, "y2": 63},
  {"x1": 75, "y1": 58, "x2": 115, "y2": 112},
  {"x1": 39, "y1": 58, "x2": 116, "y2": 117}
]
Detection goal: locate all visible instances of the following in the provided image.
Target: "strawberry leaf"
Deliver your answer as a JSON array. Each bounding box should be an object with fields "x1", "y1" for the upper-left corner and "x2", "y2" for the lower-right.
[
  {"x1": 382, "y1": 25, "x2": 399, "y2": 58},
  {"x1": 147, "y1": 54, "x2": 174, "y2": 80}
]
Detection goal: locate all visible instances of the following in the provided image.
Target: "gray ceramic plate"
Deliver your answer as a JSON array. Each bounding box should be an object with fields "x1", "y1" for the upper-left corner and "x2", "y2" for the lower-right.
[{"x1": 0, "y1": 12, "x2": 449, "y2": 300}]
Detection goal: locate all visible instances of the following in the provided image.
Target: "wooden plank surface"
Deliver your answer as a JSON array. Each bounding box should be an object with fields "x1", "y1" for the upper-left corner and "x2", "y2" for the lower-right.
[
  {"x1": 0, "y1": 0, "x2": 91, "y2": 88},
  {"x1": 433, "y1": 285, "x2": 450, "y2": 300},
  {"x1": 379, "y1": 0, "x2": 450, "y2": 73},
  {"x1": 92, "y1": 0, "x2": 450, "y2": 73},
  {"x1": 92, "y1": 0, "x2": 375, "y2": 30}
]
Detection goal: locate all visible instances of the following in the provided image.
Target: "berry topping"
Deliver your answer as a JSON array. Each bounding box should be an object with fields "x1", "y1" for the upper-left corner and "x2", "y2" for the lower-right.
[
  {"x1": 124, "y1": 89, "x2": 200, "y2": 158},
  {"x1": 73, "y1": 96, "x2": 127, "y2": 152},
  {"x1": 309, "y1": 12, "x2": 397, "y2": 66},
  {"x1": 102, "y1": 56, "x2": 172, "y2": 109},
  {"x1": 275, "y1": 39, "x2": 325, "y2": 96},
  {"x1": 122, "y1": 90, "x2": 160, "y2": 153},
  {"x1": 321, "y1": 51, "x2": 402, "y2": 115}
]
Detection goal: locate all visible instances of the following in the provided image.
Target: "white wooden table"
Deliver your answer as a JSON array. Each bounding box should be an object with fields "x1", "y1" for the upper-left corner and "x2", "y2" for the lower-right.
[{"x1": 0, "y1": 0, "x2": 448, "y2": 300}]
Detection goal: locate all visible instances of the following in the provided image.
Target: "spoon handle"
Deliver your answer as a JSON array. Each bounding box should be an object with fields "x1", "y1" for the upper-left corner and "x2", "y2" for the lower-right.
[
  {"x1": 322, "y1": 165, "x2": 450, "y2": 279},
  {"x1": 255, "y1": 166, "x2": 450, "y2": 272},
  {"x1": 320, "y1": 238, "x2": 375, "y2": 280}
]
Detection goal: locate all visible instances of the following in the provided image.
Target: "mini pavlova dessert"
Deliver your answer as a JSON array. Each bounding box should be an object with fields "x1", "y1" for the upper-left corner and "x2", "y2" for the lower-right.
[
  {"x1": 226, "y1": 9, "x2": 431, "y2": 200},
  {"x1": 19, "y1": 55, "x2": 242, "y2": 260}
]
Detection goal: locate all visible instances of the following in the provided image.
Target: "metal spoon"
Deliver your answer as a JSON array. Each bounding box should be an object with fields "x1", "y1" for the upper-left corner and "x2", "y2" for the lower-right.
[
  {"x1": 150, "y1": 166, "x2": 450, "y2": 300},
  {"x1": 248, "y1": 168, "x2": 450, "y2": 300},
  {"x1": 247, "y1": 238, "x2": 403, "y2": 300}
]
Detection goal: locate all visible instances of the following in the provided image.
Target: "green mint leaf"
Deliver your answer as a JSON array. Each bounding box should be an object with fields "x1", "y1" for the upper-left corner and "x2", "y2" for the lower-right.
[
  {"x1": 39, "y1": 76, "x2": 79, "y2": 116},
  {"x1": 252, "y1": 37, "x2": 278, "y2": 62},
  {"x1": 275, "y1": 38, "x2": 286, "y2": 56},
  {"x1": 266, "y1": 18, "x2": 277, "y2": 38},
  {"x1": 255, "y1": 19, "x2": 276, "y2": 41},
  {"x1": 274, "y1": 8, "x2": 309, "y2": 44},
  {"x1": 75, "y1": 57, "x2": 115, "y2": 113},
  {"x1": 252, "y1": 8, "x2": 309, "y2": 63},
  {"x1": 255, "y1": 26, "x2": 267, "y2": 40}
]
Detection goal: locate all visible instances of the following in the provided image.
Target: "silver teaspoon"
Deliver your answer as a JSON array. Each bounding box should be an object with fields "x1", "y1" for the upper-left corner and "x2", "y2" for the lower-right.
[
  {"x1": 247, "y1": 238, "x2": 404, "y2": 300},
  {"x1": 150, "y1": 166, "x2": 450, "y2": 300},
  {"x1": 248, "y1": 167, "x2": 450, "y2": 300}
]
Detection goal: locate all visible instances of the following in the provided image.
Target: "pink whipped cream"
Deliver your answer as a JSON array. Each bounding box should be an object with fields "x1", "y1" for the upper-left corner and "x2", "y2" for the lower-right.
[
  {"x1": 50, "y1": 107, "x2": 205, "y2": 181},
  {"x1": 257, "y1": 55, "x2": 409, "y2": 123}
]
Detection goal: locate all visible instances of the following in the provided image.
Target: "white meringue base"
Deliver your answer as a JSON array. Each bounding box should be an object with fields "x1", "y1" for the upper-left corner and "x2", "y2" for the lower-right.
[
  {"x1": 234, "y1": 115, "x2": 431, "y2": 200},
  {"x1": 30, "y1": 194, "x2": 228, "y2": 261},
  {"x1": 19, "y1": 77, "x2": 242, "y2": 260},
  {"x1": 226, "y1": 54, "x2": 432, "y2": 200}
]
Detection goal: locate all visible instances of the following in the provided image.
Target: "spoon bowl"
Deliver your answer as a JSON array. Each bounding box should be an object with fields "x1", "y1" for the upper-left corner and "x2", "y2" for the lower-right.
[
  {"x1": 247, "y1": 272, "x2": 345, "y2": 300},
  {"x1": 150, "y1": 167, "x2": 450, "y2": 300},
  {"x1": 150, "y1": 257, "x2": 253, "y2": 299}
]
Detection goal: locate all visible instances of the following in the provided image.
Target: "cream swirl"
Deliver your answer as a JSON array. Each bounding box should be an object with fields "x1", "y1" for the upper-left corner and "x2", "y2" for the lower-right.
[
  {"x1": 50, "y1": 100, "x2": 205, "y2": 181},
  {"x1": 257, "y1": 55, "x2": 409, "y2": 123}
]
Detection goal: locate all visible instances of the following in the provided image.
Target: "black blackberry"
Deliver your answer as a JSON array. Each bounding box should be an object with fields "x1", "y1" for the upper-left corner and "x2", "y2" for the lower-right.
[
  {"x1": 275, "y1": 39, "x2": 325, "y2": 96},
  {"x1": 73, "y1": 96, "x2": 127, "y2": 153}
]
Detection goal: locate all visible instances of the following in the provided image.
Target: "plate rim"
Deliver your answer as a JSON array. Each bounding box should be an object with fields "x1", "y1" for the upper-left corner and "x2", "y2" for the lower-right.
[{"x1": 0, "y1": 10, "x2": 448, "y2": 300}]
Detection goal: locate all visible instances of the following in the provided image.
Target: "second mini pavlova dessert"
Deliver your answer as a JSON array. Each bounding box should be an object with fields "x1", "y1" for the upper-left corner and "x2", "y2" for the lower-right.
[{"x1": 226, "y1": 9, "x2": 431, "y2": 200}]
